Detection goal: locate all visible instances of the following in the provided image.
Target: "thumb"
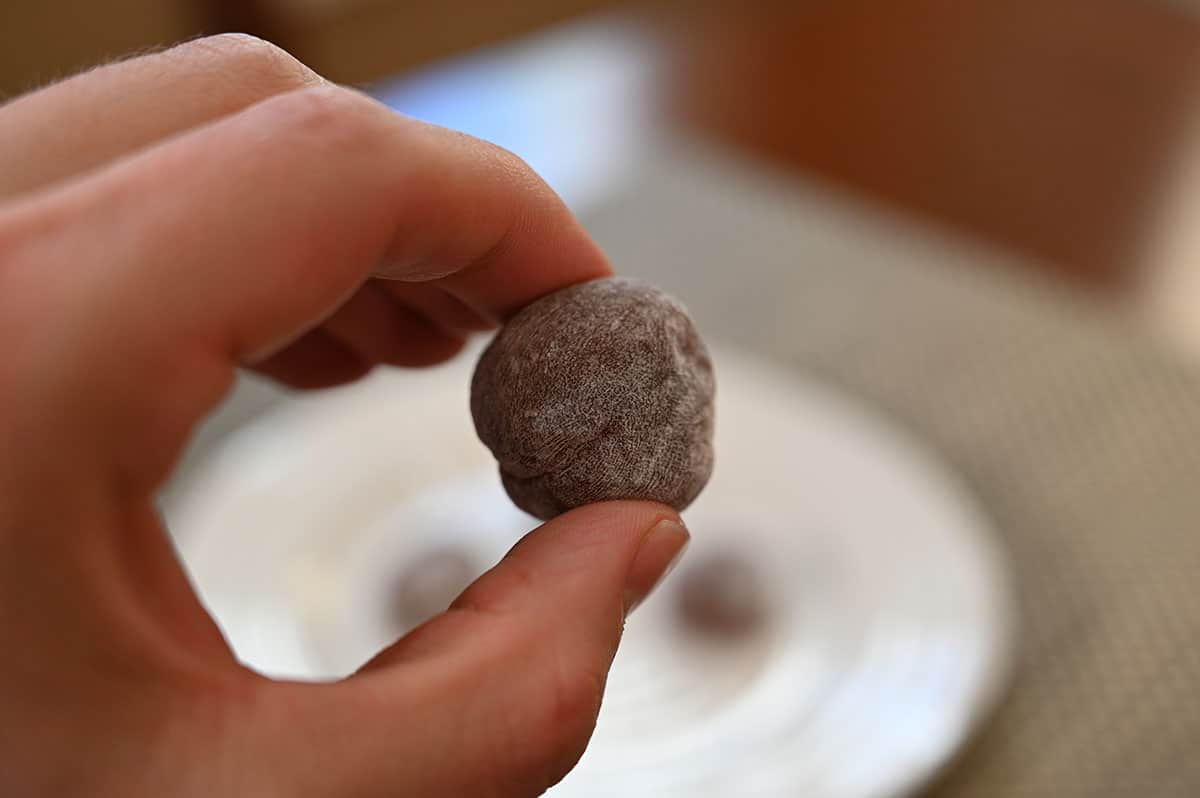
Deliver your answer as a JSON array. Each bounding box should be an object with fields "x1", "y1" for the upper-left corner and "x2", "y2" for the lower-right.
[{"x1": 281, "y1": 501, "x2": 689, "y2": 798}]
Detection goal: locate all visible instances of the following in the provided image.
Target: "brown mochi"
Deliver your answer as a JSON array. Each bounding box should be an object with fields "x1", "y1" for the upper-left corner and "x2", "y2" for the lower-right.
[{"x1": 470, "y1": 277, "x2": 715, "y2": 520}]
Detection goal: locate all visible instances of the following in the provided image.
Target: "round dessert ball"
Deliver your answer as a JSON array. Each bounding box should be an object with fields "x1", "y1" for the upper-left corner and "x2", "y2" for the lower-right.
[{"x1": 470, "y1": 277, "x2": 715, "y2": 520}]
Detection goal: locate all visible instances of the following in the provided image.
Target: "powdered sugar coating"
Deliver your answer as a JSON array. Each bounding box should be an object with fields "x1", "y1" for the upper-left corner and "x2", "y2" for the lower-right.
[{"x1": 471, "y1": 277, "x2": 715, "y2": 519}]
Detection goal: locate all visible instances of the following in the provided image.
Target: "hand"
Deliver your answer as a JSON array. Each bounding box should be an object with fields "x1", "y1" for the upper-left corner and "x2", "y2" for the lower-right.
[{"x1": 0, "y1": 35, "x2": 690, "y2": 797}]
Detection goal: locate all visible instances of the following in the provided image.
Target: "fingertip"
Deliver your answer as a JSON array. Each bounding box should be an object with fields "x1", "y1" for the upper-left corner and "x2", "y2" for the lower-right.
[
  {"x1": 623, "y1": 517, "x2": 690, "y2": 613},
  {"x1": 531, "y1": 502, "x2": 688, "y2": 615},
  {"x1": 446, "y1": 501, "x2": 680, "y2": 629}
]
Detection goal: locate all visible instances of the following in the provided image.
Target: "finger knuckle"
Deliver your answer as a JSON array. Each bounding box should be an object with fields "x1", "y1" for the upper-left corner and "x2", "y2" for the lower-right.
[
  {"x1": 480, "y1": 140, "x2": 544, "y2": 193},
  {"x1": 453, "y1": 558, "x2": 536, "y2": 615},
  {"x1": 542, "y1": 662, "x2": 607, "y2": 758},
  {"x1": 175, "y1": 33, "x2": 321, "y2": 93},
  {"x1": 0, "y1": 225, "x2": 19, "y2": 297},
  {"x1": 0, "y1": 214, "x2": 22, "y2": 258},
  {"x1": 0, "y1": 208, "x2": 46, "y2": 283},
  {"x1": 470, "y1": 139, "x2": 556, "y2": 247},
  {"x1": 262, "y1": 85, "x2": 382, "y2": 151},
  {"x1": 496, "y1": 653, "x2": 605, "y2": 793}
]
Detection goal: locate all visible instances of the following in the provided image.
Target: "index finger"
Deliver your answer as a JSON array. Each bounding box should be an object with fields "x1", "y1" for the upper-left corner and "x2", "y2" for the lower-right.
[{"x1": 1, "y1": 85, "x2": 610, "y2": 487}]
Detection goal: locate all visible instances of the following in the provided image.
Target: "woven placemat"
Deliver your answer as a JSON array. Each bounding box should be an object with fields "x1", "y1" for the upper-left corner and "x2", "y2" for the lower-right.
[{"x1": 586, "y1": 143, "x2": 1200, "y2": 797}]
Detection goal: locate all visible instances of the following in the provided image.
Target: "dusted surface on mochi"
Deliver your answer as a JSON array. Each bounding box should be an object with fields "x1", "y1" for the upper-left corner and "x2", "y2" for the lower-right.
[{"x1": 470, "y1": 277, "x2": 715, "y2": 520}]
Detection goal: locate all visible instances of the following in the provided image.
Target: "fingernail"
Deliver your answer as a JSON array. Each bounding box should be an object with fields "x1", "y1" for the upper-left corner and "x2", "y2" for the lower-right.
[{"x1": 624, "y1": 518, "x2": 690, "y2": 614}]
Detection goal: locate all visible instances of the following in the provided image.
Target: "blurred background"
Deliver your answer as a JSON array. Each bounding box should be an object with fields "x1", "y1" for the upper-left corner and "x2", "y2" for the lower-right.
[
  {"x1": 5, "y1": 0, "x2": 1200, "y2": 318},
  {"x1": 5, "y1": 1, "x2": 1200, "y2": 796}
]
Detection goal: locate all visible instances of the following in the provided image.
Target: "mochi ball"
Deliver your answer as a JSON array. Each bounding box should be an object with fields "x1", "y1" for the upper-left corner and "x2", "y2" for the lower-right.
[{"x1": 470, "y1": 277, "x2": 715, "y2": 520}]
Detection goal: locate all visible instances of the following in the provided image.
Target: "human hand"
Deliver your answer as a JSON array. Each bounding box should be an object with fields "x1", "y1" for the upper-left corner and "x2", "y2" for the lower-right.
[{"x1": 0, "y1": 35, "x2": 689, "y2": 797}]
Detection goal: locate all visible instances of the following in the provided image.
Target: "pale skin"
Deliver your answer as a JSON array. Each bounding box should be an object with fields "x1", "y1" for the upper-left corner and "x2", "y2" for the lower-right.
[{"x1": 0, "y1": 34, "x2": 690, "y2": 797}]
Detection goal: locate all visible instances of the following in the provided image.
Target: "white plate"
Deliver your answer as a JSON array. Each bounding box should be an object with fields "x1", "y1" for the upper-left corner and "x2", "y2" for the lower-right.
[{"x1": 167, "y1": 345, "x2": 1015, "y2": 798}]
